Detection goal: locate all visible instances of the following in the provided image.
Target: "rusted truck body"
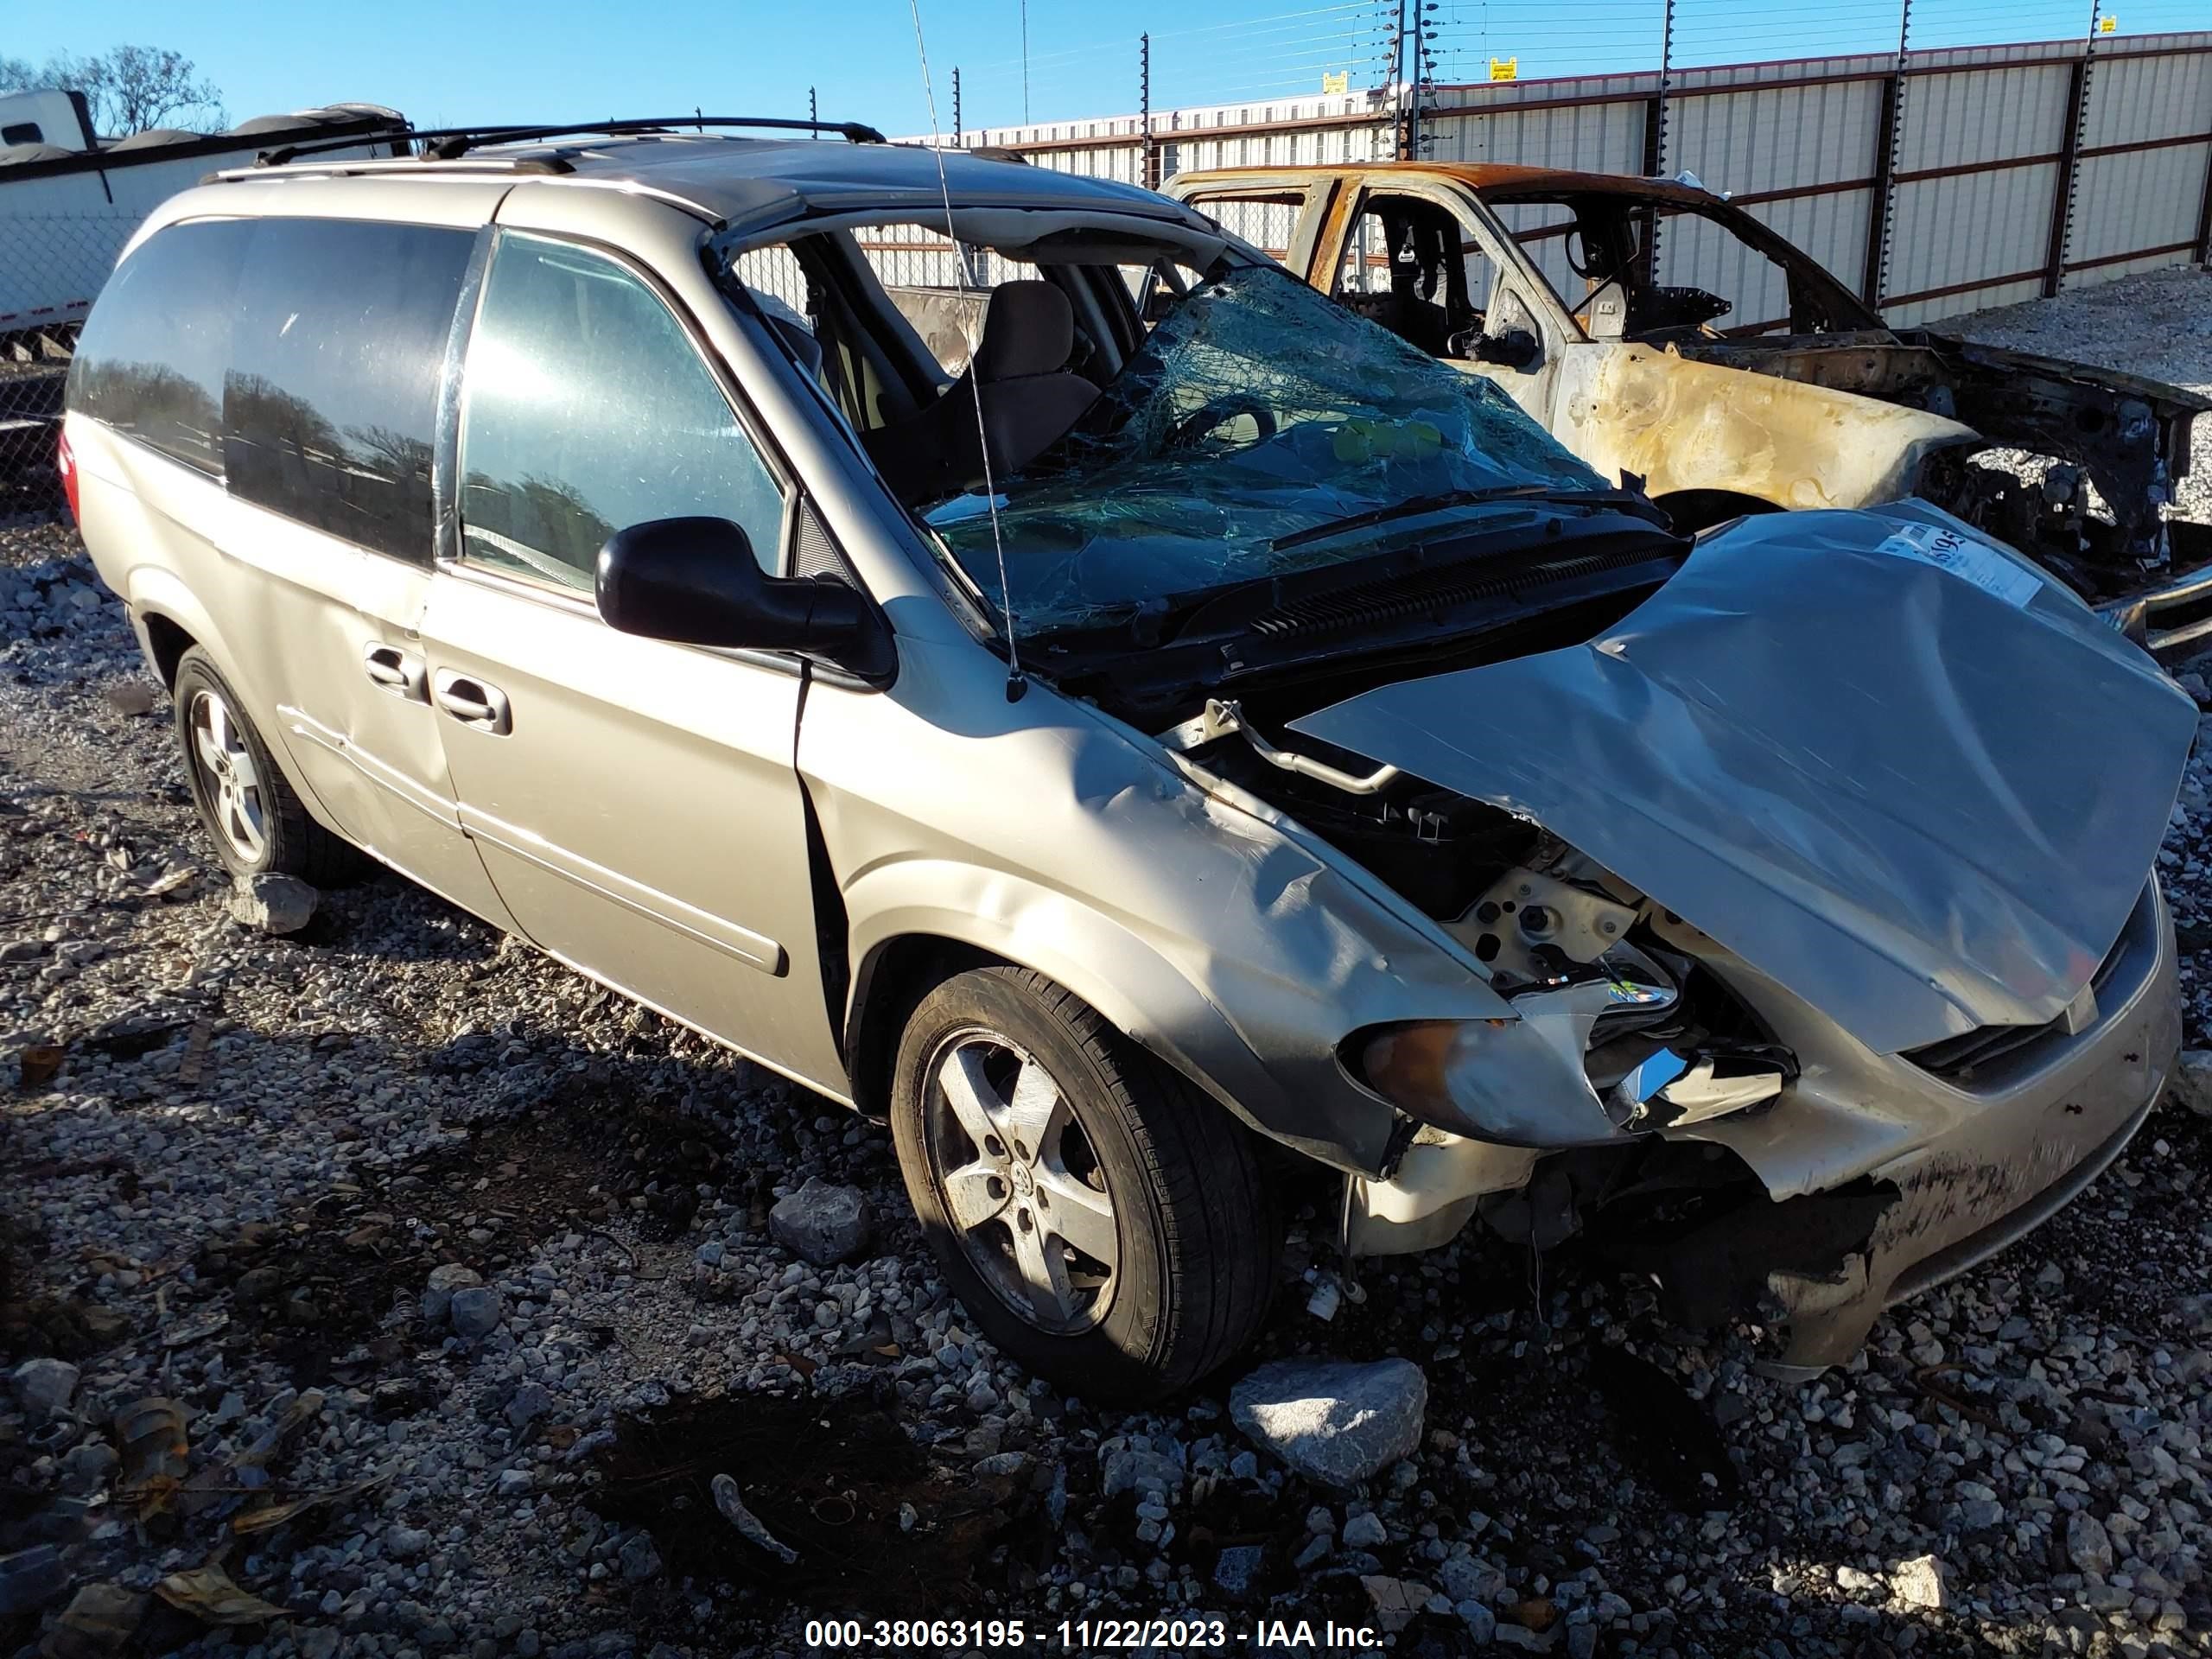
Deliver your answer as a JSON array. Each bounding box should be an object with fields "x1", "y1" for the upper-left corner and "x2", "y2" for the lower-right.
[{"x1": 1165, "y1": 162, "x2": 2212, "y2": 648}]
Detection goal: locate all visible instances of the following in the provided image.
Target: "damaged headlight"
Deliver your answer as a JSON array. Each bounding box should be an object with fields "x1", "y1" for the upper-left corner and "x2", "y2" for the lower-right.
[{"x1": 1354, "y1": 944, "x2": 1791, "y2": 1146}]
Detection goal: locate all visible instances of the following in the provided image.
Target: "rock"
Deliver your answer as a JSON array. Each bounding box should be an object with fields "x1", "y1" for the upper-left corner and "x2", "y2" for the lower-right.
[
  {"x1": 1230, "y1": 1357, "x2": 1427, "y2": 1489},
  {"x1": 2068, "y1": 1511, "x2": 2116, "y2": 1578},
  {"x1": 448, "y1": 1285, "x2": 505, "y2": 1340},
  {"x1": 298, "y1": 1628, "x2": 341, "y2": 1659},
  {"x1": 1360, "y1": 1575, "x2": 1429, "y2": 1636},
  {"x1": 226, "y1": 872, "x2": 319, "y2": 935},
  {"x1": 498, "y1": 1468, "x2": 534, "y2": 1497},
  {"x1": 60, "y1": 1441, "x2": 118, "y2": 1493},
  {"x1": 0, "y1": 1544, "x2": 71, "y2": 1618},
  {"x1": 1212, "y1": 1543, "x2": 1265, "y2": 1599},
  {"x1": 1457, "y1": 1601, "x2": 1498, "y2": 1643},
  {"x1": 2169, "y1": 1050, "x2": 2212, "y2": 1118},
  {"x1": 619, "y1": 1532, "x2": 663, "y2": 1582},
  {"x1": 386, "y1": 1524, "x2": 432, "y2": 1560},
  {"x1": 974, "y1": 1452, "x2": 1028, "y2": 1478},
  {"x1": 506, "y1": 1382, "x2": 552, "y2": 1430},
  {"x1": 102, "y1": 682, "x2": 159, "y2": 716},
  {"x1": 768, "y1": 1178, "x2": 872, "y2": 1265},
  {"x1": 1342, "y1": 1511, "x2": 1389, "y2": 1548},
  {"x1": 1564, "y1": 1624, "x2": 1598, "y2": 1659},
  {"x1": 1439, "y1": 1555, "x2": 1510, "y2": 1605},
  {"x1": 1099, "y1": 1434, "x2": 1185, "y2": 1501},
  {"x1": 1892, "y1": 1553, "x2": 1950, "y2": 1610},
  {"x1": 10, "y1": 1357, "x2": 80, "y2": 1419},
  {"x1": 422, "y1": 1264, "x2": 483, "y2": 1325}
]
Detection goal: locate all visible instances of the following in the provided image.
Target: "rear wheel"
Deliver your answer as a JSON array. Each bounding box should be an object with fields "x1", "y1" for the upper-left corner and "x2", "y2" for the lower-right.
[
  {"x1": 889, "y1": 965, "x2": 1279, "y2": 1400},
  {"x1": 173, "y1": 647, "x2": 358, "y2": 885}
]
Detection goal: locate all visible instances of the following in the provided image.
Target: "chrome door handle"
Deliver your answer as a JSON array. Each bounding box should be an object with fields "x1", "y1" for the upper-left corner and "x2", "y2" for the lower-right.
[
  {"x1": 431, "y1": 669, "x2": 512, "y2": 736},
  {"x1": 362, "y1": 643, "x2": 428, "y2": 702}
]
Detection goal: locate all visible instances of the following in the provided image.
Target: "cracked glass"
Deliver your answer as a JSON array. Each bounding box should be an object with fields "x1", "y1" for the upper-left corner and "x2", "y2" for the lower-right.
[{"x1": 925, "y1": 264, "x2": 1605, "y2": 639}]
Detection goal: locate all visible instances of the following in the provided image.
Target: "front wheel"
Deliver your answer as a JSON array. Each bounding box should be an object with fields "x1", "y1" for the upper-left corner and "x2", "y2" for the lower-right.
[{"x1": 888, "y1": 966, "x2": 1280, "y2": 1401}]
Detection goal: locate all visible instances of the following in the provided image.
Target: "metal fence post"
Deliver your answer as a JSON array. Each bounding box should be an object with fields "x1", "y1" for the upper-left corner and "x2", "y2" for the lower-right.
[
  {"x1": 2045, "y1": 0, "x2": 2102, "y2": 296},
  {"x1": 1645, "y1": 0, "x2": 1676, "y2": 283},
  {"x1": 1393, "y1": 0, "x2": 1413, "y2": 160},
  {"x1": 1862, "y1": 0, "x2": 1913, "y2": 308},
  {"x1": 1140, "y1": 34, "x2": 1155, "y2": 189}
]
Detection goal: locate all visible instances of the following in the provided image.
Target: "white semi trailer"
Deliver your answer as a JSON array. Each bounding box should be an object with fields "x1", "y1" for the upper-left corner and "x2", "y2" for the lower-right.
[{"x1": 0, "y1": 90, "x2": 409, "y2": 501}]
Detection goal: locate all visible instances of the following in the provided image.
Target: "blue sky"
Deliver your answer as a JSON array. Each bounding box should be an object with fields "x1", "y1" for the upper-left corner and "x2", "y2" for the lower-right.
[{"x1": 13, "y1": 0, "x2": 2201, "y2": 137}]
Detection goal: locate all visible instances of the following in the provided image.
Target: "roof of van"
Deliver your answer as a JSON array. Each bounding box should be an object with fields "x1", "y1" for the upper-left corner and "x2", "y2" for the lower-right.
[{"x1": 219, "y1": 133, "x2": 1203, "y2": 234}]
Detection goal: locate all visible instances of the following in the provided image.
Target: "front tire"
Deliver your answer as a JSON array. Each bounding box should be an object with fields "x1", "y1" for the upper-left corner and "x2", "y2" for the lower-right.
[
  {"x1": 172, "y1": 647, "x2": 357, "y2": 885},
  {"x1": 888, "y1": 965, "x2": 1279, "y2": 1400}
]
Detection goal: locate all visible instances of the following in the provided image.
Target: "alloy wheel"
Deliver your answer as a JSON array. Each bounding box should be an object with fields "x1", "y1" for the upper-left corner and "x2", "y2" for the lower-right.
[
  {"x1": 921, "y1": 1028, "x2": 1121, "y2": 1334},
  {"x1": 187, "y1": 688, "x2": 268, "y2": 865}
]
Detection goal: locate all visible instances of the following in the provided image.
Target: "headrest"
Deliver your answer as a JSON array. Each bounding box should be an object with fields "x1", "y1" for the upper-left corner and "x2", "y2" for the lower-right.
[{"x1": 971, "y1": 279, "x2": 1075, "y2": 382}]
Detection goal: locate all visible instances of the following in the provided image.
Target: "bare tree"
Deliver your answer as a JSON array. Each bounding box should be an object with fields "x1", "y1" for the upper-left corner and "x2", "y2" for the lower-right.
[{"x1": 0, "y1": 46, "x2": 226, "y2": 137}]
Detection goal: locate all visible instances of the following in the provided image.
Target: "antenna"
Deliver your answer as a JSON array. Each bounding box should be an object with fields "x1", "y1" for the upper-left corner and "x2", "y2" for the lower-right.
[
  {"x1": 1021, "y1": 0, "x2": 1032, "y2": 124},
  {"x1": 907, "y1": 0, "x2": 1027, "y2": 702},
  {"x1": 953, "y1": 67, "x2": 963, "y2": 146}
]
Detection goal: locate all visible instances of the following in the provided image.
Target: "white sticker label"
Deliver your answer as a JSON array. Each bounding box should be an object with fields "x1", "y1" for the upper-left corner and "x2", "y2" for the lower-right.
[{"x1": 1874, "y1": 521, "x2": 2044, "y2": 609}]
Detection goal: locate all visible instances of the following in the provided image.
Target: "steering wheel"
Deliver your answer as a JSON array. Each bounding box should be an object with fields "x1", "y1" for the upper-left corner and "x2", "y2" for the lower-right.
[{"x1": 1164, "y1": 394, "x2": 1280, "y2": 453}]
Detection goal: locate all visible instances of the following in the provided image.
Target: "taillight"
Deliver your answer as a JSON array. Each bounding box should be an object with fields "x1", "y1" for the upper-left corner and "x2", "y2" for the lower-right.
[{"x1": 57, "y1": 428, "x2": 79, "y2": 522}]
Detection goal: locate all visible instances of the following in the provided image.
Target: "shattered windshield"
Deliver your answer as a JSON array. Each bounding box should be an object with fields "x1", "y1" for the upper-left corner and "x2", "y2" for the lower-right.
[{"x1": 926, "y1": 263, "x2": 1611, "y2": 639}]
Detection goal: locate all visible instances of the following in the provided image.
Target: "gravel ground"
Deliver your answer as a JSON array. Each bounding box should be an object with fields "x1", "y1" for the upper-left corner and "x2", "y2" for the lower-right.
[
  {"x1": 1940, "y1": 266, "x2": 2212, "y2": 527},
  {"x1": 4, "y1": 281, "x2": 2212, "y2": 1659}
]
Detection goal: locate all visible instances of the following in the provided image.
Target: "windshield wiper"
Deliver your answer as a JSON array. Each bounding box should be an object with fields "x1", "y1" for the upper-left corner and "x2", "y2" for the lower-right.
[{"x1": 1270, "y1": 485, "x2": 1669, "y2": 551}]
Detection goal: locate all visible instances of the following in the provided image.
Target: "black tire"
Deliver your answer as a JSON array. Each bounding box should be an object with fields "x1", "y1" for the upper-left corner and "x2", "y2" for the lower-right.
[
  {"x1": 172, "y1": 646, "x2": 359, "y2": 885},
  {"x1": 889, "y1": 965, "x2": 1280, "y2": 1401}
]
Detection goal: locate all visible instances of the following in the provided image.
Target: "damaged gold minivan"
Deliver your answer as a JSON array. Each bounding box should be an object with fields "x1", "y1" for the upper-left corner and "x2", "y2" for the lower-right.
[{"x1": 62, "y1": 125, "x2": 2192, "y2": 1397}]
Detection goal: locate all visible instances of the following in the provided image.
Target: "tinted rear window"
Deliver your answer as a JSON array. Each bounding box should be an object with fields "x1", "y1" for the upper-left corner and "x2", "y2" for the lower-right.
[
  {"x1": 67, "y1": 214, "x2": 472, "y2": 563},
  {"x1": 67, "y1": 219, "x2": 250, "y2": 476},
  {"x1": 224, "y1": 219, "x2": 474, "y2": 562}
]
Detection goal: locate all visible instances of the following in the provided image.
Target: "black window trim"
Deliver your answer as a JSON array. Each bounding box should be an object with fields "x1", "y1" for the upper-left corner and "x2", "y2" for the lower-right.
[{"x1": 441, "y1": 224, "x2": 800, "y2": 601}]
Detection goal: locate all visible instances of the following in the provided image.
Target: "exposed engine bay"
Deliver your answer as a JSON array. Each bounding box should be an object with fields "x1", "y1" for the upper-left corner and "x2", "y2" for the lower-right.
[
  {"x1": 1145, "y1": 502, "x2": 2194, "y2": 1370},
  {"x1": 1174, "y1": 697, "x2": 1797, "y2": 1147}
]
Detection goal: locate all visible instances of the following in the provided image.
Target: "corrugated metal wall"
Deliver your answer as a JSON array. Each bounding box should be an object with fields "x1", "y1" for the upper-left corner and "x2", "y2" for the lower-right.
[{"x1": 948, "y1": 29, "x2": 2210, "y2": 326}]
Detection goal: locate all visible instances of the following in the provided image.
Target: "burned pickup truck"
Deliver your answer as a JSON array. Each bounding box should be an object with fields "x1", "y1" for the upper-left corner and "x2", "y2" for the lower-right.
[{"x1": 1166, "y1": 163, "x2": 2211, "y2": 649}]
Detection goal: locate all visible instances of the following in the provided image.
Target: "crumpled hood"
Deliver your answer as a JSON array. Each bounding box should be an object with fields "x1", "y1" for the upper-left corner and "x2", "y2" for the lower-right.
[{"x1": 1290, "y1": 501, "x2": 2196, "y2": 1055}]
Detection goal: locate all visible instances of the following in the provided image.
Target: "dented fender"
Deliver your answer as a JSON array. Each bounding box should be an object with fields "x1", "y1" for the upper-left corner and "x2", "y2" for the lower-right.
[{"x1": 804, "y1": 632, "x2": 1523, "y2": 1175}]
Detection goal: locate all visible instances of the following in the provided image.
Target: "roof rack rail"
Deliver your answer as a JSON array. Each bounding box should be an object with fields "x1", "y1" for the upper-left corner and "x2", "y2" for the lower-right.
[{"x1": 256, "y1": 115, "x2": 887, "y2": 168}]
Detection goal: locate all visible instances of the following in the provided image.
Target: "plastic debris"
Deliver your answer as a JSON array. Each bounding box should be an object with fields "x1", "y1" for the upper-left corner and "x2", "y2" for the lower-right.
[
  {"x1": 153, "y1": 1564, "x2": 289, "y2": 1625},
  {"x1": 38, "y1": 1583, "x2": 148, "y2": 1659},
  {"x1": 710, "y1": 1471, "x2": 800, "y2": 1564},
  {"x1": 113, "y1": 1398, "x2": 190, "y2": 1520}
]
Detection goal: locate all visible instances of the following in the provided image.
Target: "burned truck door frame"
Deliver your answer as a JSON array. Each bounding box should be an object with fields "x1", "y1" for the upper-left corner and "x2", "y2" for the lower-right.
[
  {"x1": 1308, "y1": 176, "x2": 1577, "y2": 434},
  {"x1": 1169, "y1": 175, "x2": 1340, "y2": 283}
]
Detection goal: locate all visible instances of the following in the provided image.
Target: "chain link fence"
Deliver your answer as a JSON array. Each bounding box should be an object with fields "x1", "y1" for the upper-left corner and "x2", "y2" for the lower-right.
[
  {"x1": 0, "y1": 331, "x2": 74, "y2": 518},
  {"x1": 0, "y1": 211, "x2": 138, "y2": 325},
  {"x1": 0, "y1": 212, "x2": 140, "y2": 518}
]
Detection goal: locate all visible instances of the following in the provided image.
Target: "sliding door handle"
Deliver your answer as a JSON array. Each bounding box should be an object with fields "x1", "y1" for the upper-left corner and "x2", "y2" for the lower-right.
[
  {"x1": 431, "y1": 669, "x2": 512, "y2": 735},
  {"x1": 362, "y1": 643, "x2": 428, "y2": 702}
]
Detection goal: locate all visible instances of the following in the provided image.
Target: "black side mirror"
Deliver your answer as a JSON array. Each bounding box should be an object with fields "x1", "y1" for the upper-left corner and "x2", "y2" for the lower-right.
[
  {"x1": 1469, "y1": 327, "x2": 1542, "y2": 372},
  {"x1": 595, "y1": 517, "x2": 889, "y2": 677}
]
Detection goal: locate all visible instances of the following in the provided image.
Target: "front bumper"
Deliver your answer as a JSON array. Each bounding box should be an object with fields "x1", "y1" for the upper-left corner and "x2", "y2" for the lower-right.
[{"x1": 1678, "y1": 877, "x2": 2178, "y2": 1372}]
